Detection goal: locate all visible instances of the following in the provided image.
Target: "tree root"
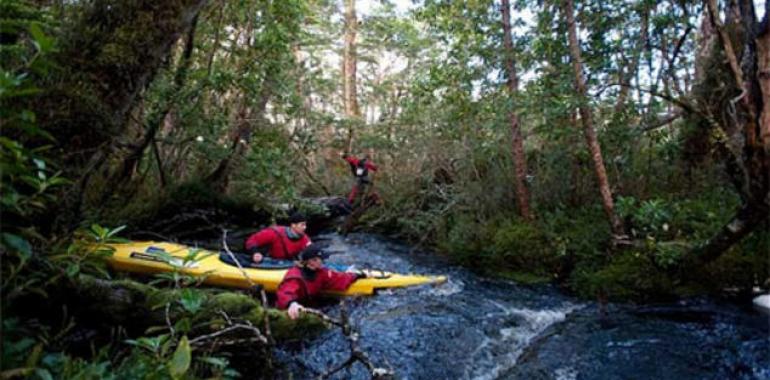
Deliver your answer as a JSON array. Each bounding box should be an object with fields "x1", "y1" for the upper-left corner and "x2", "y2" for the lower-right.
[{"x1": 305, "y1": 303, "x2": 393, "y2": 380}]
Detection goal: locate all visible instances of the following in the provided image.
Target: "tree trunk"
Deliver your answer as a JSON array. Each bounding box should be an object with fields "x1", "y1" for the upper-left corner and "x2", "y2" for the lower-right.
[
  {"x1": 693, "y1": 203, "x2": 769, "y2": 265},
  {"x1": 563, "y1": 0, "x2": 626, "y2": 239},
  {"x1": 690, "y1": 0, "x2": 770, "y2": 264},
  {"x1": 41, "y1": 0, "x2": 208, "y2": 165},
  {"x1": 500, "y1": 0, "x2": 534, "y2": 221},
  {"x1": 343, "y1": 0, "x2": 360, "y2": 152},
  {"x1": 108, "y1": 14, "x2": 199, "y2": 193}
]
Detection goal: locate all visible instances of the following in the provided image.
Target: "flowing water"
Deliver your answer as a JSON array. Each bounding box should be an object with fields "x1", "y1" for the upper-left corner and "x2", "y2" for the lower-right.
[{"x1": 271, "y1": 233, "x2": 769, "y2": 380}]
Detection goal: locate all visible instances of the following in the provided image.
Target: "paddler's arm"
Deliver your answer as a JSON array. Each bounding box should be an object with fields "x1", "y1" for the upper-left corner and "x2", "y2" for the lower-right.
[
  {"x1": 245, "y1": 228, "x2": 276, "y2": 262},
  {"x1": 276, "y1": 278, "x2": 304, "y2": 315},
  {"x1": 345, "y1": 266, "x2": 369, "y2": 281},
  {"x1": 322, "y1": 268, "x2": 366, "y2": 292}
]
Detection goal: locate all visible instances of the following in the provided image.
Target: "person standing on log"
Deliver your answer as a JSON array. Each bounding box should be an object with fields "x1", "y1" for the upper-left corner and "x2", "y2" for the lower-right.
[{"x1": 342, "y1": 152, "x2": 379, "y2": 206}]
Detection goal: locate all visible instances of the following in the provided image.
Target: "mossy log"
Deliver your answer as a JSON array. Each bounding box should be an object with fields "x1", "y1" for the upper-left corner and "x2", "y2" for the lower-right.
[{"x1": 67, "y1": 275, "x2": 326, "y2": 342}]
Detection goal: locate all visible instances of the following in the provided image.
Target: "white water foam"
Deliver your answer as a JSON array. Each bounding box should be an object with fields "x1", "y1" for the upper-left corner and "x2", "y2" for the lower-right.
[
  {"x1": 752, "y1": 294, "x2": 770, "y2": 315},
  {"x1": 429, "y1": 278, "x2": 465, "y2": 296},
  {"x1": 466, "y1": 303, "x2": 583, "y2": 380},
  {"x1": 554, "y1": 366, "x2": 579, "y2": 380}
]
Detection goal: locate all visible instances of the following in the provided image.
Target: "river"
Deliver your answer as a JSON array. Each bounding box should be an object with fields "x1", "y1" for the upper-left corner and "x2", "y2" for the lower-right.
[{"x1": 269, "y1": 232, "x2": 769, "y2": 380}]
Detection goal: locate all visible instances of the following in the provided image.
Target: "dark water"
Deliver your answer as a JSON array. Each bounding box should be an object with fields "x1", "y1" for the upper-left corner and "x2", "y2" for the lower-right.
[{"x1": 273, "y1": 233, "x2": 769, "y2": 380}]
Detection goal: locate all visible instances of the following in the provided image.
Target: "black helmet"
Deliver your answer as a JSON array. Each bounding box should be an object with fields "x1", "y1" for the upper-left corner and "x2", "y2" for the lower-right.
[
  {"x1": 288, "y1": 211, "x2": 307, "y2": 225},
  {"x1": 298, "y1": 244, "x2": 328, "y2": 261}
]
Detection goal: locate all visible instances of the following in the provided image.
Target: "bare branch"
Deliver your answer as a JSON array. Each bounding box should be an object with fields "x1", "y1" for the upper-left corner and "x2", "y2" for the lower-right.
[
  {"x1": 220, "y1": 229, "x2": 256, "y2": 288},
  {"x1": 705, "y1": 0, "x2": 745, "y2": 91},
  {"x1": 306, "y1": 303, "x2": 394, "y2": 380},
  {"x1": 663, "y1": 24, "x2": 693, "y2": 95},
  {"x1": 189, "y1": 322, "x2": 268, "y2": 346},
  {"x1": 639, "y1": 109, "x2": 685, "y2": 132},
  {"x1": 302, "y1": 307, "x2": 344, "y2": 328},
  {"x1": 221, "y1": 230, "x2": 275, "y2": 345},
  {"x1": 617, "y1": 82, "x2": 698, "y2": 115},
  {"x1": 165, "y1": 302, "x2": 175, "y2": 337}
]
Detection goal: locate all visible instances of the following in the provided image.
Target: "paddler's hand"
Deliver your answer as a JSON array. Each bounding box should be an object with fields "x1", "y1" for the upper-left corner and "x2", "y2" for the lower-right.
[
  {"x1": 251, "y1": 253, "x2": 264, "y2": 263},
  {"x1": 346, "y1": 266, "x2": 368, "y2": 279},
  {"x1": 288, "y1": 302, "x2": 305, "y2": 319}
]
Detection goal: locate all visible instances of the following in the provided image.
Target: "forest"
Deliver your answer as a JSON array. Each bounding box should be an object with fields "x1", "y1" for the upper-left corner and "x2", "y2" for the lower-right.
[{"x1": 1, "y1": 0, "x2": 768, "y2": 378}]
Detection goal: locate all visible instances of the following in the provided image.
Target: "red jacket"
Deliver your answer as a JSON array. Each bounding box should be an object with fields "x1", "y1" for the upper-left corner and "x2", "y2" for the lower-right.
[
  {"x1": 244, "y1": 226, "x2": 311, "y2": 260},
  {"x1": 344, "y1": 155, "x2": 378, "y2": 177},
  {"x1": 276, "y1": 266, "x2": 359, "y2": 309}
]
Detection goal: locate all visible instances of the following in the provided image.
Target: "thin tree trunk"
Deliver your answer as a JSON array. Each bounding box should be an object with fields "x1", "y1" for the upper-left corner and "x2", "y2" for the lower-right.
[
  {"x1": 758, "y1": 2, "x2": 770, "y2": 154},
  {"x1": 152, "y1": 137, "x2": 167, "y2": 187},
  {"x1": 111, "y1": 14, "x2": 199, "y2": 188},
  {"x1": 500, "y1": 0, "x2": 534, "y2": 221},
  {"x1": 343, "y1": 0, "x2": 359, "y2": 152},
  {"x1": 563, "y1": 0, "x2": 625, "y2": 239},
  {"x1": 207, "y1": 1, "x2": 226, "y2": 77},
  {"x1": 614, "y1": 4, "x2": 649, "y2": 114},
  {"x1": 205, "y1": 85, "x2": 271, "y2": 190}
]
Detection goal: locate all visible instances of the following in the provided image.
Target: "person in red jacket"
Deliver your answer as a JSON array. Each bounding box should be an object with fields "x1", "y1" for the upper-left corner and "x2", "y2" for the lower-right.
[
  {"x1": 276, "y1": 244, "x2": 367, "y2": 319},
  {"x1": 342, "y1": 152, "x2": 379, "y2": 206},
  {"x1": 244, "y1": 212, "x2": 311, "y2": 263}
]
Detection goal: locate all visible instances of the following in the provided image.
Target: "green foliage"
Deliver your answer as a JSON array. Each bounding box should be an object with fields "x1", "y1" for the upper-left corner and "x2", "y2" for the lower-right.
[
  {"x1": 621, "y1": 197, "x2": 672, "y2": 235},
  {"x1": 197, "y1": 356, "x2": 241, "y2": 380},
  {"x1": 1, "y1": 8, "x2": 71, "y2": 308},
  {"x1": 168, "y1": 336, "x2": 192, "y2": 380},
  {"x1": 0, "y1": 0, "x2": 56, "y2": 70},
  {"x1": 126, "y1": 334, "x2": 173, "y2": 359},
  {"x1": 230, "y1": 132, "x2": 296, "y2": 201},
  {"x1": 540, "y1": 206, "x2": 611, "y2": 261},
  {"x1": 148, "y1": 248, "x2": 214, "y2": 288},
  {"x1": 700, "y1": 228, "x2": 770, "y2": 294},
  {"x1": 570, "y1": 251, "x2": 677, "y2": 301},
  {"x1": 0, "y1": 7, "x2": 62, "y2": 259},
  {"x1": 488, "y1": 217, "x2": 555, "y2": 275},
  {"x1": 569, "y1": 224, "x2": 766, "y2": 303}
]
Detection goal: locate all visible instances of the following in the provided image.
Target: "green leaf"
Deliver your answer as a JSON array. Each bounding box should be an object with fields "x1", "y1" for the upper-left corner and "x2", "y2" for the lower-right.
[
  {"x1": 65, "y1": 263, "x2": 79, "y2": 278},
  {"x1": 25, "y1": 343, "x2": 43, "y2": 368},
  {"x1": 34, "y1": 368, "x2": 53, "y2": 380},
  {"x1": 28, "y1": 23, "x2": 54, "y2": 53},
  {"x1": 1, "y1": 233, "x2": 32, "y2": 259},
  {"x1": 90, "y1": 224, "x2": 106, "y2": 240},
  {"x1": 179, "y1": 289, "x2": 204, "y2": 314},
  {"x1": 198, "y1": 356, "x2": 228, "y2": 368},
  {"x1": 173, "y1": 318, "x2": 192, "y2": 334},
  {"x1": 106, "y1": 225, "x2": 126, "y2": 238},
  {"x1": 32, "y1": 158, "x2": 45, "y2": 170},
  {"x1": 168, "y1": 336, "x2": 191, "y2": 380}
]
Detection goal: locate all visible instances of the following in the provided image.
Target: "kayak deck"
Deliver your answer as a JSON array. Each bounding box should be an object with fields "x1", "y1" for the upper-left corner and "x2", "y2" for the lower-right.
[{"x1": 104, "y1": 241, "x2": 446, "y2": 296}]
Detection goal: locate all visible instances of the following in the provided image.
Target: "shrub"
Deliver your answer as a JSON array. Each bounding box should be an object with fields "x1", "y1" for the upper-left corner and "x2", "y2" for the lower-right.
[
  {"x1": 569, "y1": 251, "x2": 677, "y2": 302},
  {"x1": 489, "y1": 217, "x2": 556, "y2": 278}
]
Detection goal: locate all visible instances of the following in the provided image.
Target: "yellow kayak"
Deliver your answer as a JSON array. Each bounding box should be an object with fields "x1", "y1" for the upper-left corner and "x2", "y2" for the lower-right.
[{"x1": 103, "y1": 241, "x2": 446, "y2": 295}]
